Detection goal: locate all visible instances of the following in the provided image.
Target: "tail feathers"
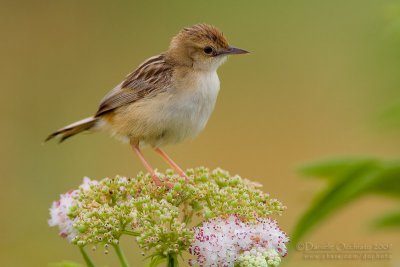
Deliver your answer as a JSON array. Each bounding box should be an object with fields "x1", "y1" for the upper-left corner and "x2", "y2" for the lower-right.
[{"x1": 46, "y1": 117, "x2": 98, "y2": 143}]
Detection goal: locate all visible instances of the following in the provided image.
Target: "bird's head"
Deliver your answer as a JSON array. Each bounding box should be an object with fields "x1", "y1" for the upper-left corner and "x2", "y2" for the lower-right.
[{"x1": 167, "y1": 24, "x2": 248, "y2": 71}]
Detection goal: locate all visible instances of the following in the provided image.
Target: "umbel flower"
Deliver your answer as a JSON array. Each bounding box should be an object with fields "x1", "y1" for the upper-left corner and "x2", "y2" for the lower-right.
[
  {"x1": 48, "y1": 189, "x2": 78, "y2": 241},
  {"x1": 189, "y1": 215, "x2": 288, "y2": 267},
  {"x1": 49, "y1": 168, "x2": 288, "y2": 267},
  {"x1": 48, "y1": 177, "x2": 98, "y2": 242}
]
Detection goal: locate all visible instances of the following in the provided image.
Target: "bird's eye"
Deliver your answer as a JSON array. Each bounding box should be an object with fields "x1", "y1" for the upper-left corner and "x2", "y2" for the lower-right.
[{"x1": 203, "y1": 46, "x2": 214, "y2": 55}]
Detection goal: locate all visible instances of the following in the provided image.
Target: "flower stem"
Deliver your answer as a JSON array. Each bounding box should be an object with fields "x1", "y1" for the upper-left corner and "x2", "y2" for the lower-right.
[
  {"x1": 122, "y1": 229, "x2": 140, "y2": 236},
  {"x1": 79, "y1": 247, "x2": 96, "y2": 267},
  {"x1": 167, "y1": 254, "x2": 178, "y2": 267},
  {"x1": 113, "y1": 244, "x2": 130, "y2": 267}
]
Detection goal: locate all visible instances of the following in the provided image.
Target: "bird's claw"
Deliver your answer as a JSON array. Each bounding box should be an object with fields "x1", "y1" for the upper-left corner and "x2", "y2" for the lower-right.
[{"x1": 151, "y1": 173, "x2": 174, "y2": 189}]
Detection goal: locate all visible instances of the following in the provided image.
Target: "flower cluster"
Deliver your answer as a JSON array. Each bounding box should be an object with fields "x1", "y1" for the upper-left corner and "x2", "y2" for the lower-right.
[
  {"x1": 189, "y1": 215, "x2": 288, "y2": 267},
  {"x1": 48, "y1": 177, "x2": 97, "y2": 241},
  {"x1": 49, "y1": 168, "x2": 287, "y2": 266},
  {"x1": 48, "y1": 189, "x2": 79, "y2": 241},
  {"x1": 237, "y1": 248, "x2": 281, "y2": 267},
  {"x1": 189, "y1": 169, "x2": 284, "y2": 221},
  {"x1": 71, "y1": 176, "x2": 134, "y2": 248}
]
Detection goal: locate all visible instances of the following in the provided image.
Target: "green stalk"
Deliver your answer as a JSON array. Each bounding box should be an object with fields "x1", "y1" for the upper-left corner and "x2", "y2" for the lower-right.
[
  {"x1": 79, "y1": 247, "x2": 96, "y2": 267},
  {"x1": 113, "y1": 244, "x2": 131, "y2": 267},
  {"x1": 167, "y1": 254, "x2": 178, "y2": 267},
  {"x1": 122, "y1": 229, "x2": 140, "y2": 236}
]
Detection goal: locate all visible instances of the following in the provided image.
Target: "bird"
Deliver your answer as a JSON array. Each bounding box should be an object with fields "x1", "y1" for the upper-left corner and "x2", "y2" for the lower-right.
[{"x1": 46, "y1": 23, "x2": 248, "y2": 187}]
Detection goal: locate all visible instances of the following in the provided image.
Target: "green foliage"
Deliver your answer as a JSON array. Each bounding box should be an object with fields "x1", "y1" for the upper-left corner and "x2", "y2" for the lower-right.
[
  {"x1": 291, "y1": 157, "x2": 400, "y2": 247},
  {"x1": 373, "y1": 210, "x2": 400, "y2": 229}
]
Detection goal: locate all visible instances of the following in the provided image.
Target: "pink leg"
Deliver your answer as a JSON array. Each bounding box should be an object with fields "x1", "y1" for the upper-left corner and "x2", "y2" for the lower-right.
[
  {"x1": 131, "y1": 144, "x2": 162, "y2": 186},
  {"x1": 154, "y1": 148, "x2": 189, "y2": 181}
]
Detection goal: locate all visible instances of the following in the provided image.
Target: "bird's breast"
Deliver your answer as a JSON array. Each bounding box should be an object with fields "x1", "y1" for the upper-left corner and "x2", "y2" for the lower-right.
[
  {"x1": 103, "y1": 70, "x2": 221, "y2": 147},
  {"x1": 161, "y1": 70, "x2": 220, "y2": 143}
]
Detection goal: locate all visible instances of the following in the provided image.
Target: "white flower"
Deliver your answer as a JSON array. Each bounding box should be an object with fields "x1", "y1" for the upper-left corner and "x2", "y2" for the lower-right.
[
  {"x1": 252, "y1": 217, "x2": 289, "y2": 257},
  {"x1": 79, "y1": 176, "x2": 98, "y2": 192},
  {"x1": 237, "y1": 248, "x2": 281, "y2": 267},
  {"x1": 48, "y1": 190, "x2": 79, "y2": 241},
  {"x1": 49, "y1": 177, "x2": 102, "y2": 241},
  {"x1": 189, "y1": 215, "x2": 288, "y2": 267}
]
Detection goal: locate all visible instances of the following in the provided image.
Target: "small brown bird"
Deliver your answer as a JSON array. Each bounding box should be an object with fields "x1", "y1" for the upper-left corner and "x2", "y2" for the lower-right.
[{"x1": 46, "y1": 24, "x2": 248, "y2": 186}]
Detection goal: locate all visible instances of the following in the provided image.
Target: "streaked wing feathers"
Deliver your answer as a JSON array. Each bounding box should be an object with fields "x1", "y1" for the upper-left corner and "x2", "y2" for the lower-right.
[{"x1": 95, "y1": 54, "x2": 173, "y2": 117}]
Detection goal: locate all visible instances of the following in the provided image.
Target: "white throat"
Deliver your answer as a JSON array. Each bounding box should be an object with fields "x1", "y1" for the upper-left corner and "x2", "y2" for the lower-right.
[{"x1": 193, "y1": 56, "x2": 228, "y2": 72}]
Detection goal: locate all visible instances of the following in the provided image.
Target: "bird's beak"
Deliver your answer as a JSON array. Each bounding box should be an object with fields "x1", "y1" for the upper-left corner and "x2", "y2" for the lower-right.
[{"x1": 220, "y1": 46, "x2": 249, "y2": 55}]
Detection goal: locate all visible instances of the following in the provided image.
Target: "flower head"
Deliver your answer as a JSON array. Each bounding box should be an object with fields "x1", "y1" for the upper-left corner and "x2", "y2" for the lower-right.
[
  {"x1": 71, "y1": 175, "x2": 135, "y2": 247},
  {"x1": 190, "y1": 168, "x2": 285, "y2": 221},
  {"x1": 48, "y1": 190, "x2": 79, "y2": 241},
  {"x1": 189, "y1": 215, "x2": 288, "y2": 267},
  {"x1": 237, "y1": 248, "x2": 281, "y2": 267},
  {"x1": 48, "y1": 168, "x2": 288, "y2": 265}
]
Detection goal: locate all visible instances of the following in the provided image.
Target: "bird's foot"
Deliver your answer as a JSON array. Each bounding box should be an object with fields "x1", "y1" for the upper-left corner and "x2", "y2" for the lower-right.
[
  {"x1": 151, "y1": 174, "x2": 163, "y2": 187},
  {"x1": 163, "y1": 180, "x2": 174, "y2": 189},
  {"x1": 153, "y1": 148, "x2": 190, "y2": 183},
  {"x1": 151, "y1": 173, "x2": 174, "y2": 189}
]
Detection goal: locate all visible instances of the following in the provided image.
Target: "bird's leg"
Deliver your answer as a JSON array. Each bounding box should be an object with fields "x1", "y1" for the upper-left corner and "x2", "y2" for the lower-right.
[
  {"x1": 154, "y1": 147, "x2": 189, "y2": 181},
  {"x1": 131, "y1": 143, "x2": 163, "y2": 187}
]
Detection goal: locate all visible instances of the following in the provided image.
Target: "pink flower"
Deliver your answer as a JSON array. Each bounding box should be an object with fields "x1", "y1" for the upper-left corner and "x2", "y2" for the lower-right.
[
  {"x1": 189, "y1": 215, "x2": 288, "y2": 267},
  {"x1": 48, "y1": 177, "x2": 99, "y2": 241},
  {"x1": 48, "y1": 190, "x2": 79, "y2": 241},
  {"x1": 79, "y1": 176, "x2": 99, "y2": 191}
]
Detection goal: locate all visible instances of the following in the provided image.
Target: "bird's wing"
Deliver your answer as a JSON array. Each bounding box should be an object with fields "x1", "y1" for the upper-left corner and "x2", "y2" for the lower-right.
[{"x1": 95, "y1": 54, "x2": 173, "y2": 117}]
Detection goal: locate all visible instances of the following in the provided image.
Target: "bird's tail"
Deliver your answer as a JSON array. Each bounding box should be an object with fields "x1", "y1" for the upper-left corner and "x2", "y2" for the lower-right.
[{"x1": 46, "y1": 116, "x2": 98, "y2": 142}]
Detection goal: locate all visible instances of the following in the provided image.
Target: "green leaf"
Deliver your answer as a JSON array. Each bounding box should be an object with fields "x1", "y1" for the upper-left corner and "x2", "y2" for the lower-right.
[
  {"x1": 291, "y1": 157, "x2": 400, "y2": 248},
  {"x1": 48, "y1": 261, "x2": 83, "y2": 267},
  {"x1": 291, "y1": 159, "x2": 382, "y2": 246},
  {"x1": 300, "y1": 158, "x2": 377, "y2": 180},
  {"x1": 365, "y1": 161, "x2": 400, "y2": 198},
  {"x1": 372, "y1": 210, "x2": 400, "y2": 229}
]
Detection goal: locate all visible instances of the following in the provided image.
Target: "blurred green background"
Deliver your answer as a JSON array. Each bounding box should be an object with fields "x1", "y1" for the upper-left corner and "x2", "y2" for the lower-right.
[{"x1": 1, "y1": 0, "x2": 400, "y2": 266}]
